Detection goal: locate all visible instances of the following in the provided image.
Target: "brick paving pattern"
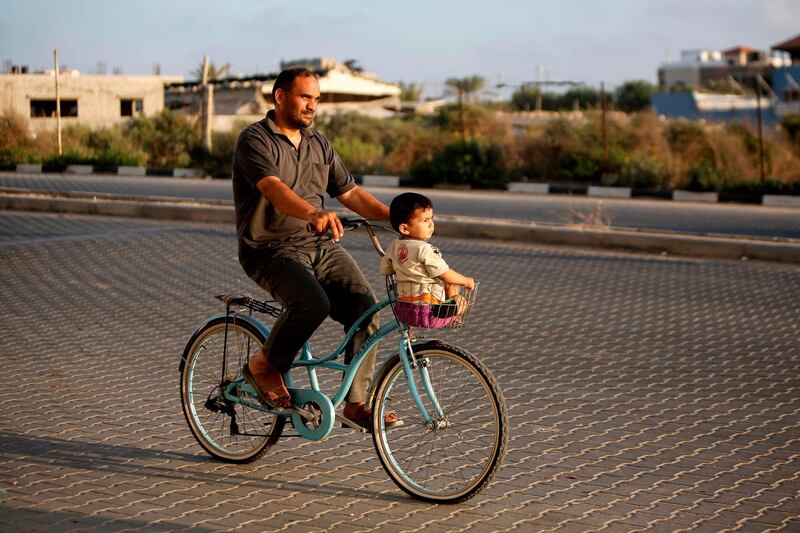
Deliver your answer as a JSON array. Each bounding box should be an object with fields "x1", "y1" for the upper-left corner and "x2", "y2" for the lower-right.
[{"x1": 0, "y1": 210, "x2": 798, "y2": 532}]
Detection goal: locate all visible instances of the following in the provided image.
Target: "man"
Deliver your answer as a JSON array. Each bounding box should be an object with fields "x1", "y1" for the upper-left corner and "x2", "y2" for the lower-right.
[{"x1": 232, "y1": 66, "x2": 399, "y2": 431}]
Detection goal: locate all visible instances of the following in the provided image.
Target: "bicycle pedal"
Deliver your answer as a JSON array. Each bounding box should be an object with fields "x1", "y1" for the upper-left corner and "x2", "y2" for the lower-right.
[
  {"x1": 293, "y1": 406, "x2": 317, "y2": 422},
  {"x1": 336, "y1": 415, "x2": 368, "y2": 433}
]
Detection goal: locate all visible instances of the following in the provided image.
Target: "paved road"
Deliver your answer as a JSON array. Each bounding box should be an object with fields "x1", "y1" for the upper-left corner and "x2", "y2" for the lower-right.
[
  {"x1": 2, "y1": 172, "x2": 800, "y2": 240},
  {"x1": 1, "y1": 210, "x2": 798, "y2": 531}
]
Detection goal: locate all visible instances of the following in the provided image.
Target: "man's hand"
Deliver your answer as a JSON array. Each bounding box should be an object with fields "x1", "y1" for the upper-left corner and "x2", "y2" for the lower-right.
[{"x1": 308, "y1": 210, "x2": 345, "y2": 242}]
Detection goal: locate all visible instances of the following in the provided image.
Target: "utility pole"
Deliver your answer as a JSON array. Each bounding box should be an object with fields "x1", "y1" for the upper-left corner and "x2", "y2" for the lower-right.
[
  {"x1": 458, "y1": 85, "x2": 466, "y2": 142},
  {"x1": 201, "y1": 55, "x2": 213, "y2": 151},
  {"x1": 54, "y1": 49, "x2": 62, "y2": 156},
  {"x1": 601, "y1": 81, "x2": 608, "y2": 165},
  {"x1": 755, "y1": 83, "x2": 765, "y2": 187}
]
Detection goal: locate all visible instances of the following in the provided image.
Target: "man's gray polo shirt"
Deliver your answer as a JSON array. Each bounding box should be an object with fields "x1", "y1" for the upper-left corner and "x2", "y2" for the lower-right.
[{"x1": 232, "y1": 110, "x2": 356, "y2": 252}]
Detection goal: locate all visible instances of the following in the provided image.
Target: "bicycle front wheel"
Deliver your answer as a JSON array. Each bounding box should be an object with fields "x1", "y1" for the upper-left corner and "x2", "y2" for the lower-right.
[
  {"x1": 371, "y1": 340, "x2": 508, "y2": 503},
  {"x1": 180, "y1": 318, "x2": 285, "y2": 463}
]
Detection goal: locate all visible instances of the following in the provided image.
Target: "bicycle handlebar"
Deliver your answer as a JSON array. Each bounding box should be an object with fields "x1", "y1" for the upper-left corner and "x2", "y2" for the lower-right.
[{"x1": 339, "y1": 217, "x2": 393, "y2": 257}]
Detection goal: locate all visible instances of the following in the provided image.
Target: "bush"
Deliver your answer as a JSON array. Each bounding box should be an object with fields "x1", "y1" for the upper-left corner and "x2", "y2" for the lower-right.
[
  {"x1": 603, "y1": 154, "x2": 670, "y2": 189},
  {"x1": 432, "y1": 104, "x2": 494, "y2": 138},
  {"x1": 41, "y1": 153, "x2": 93, "y2": 172},
  {"x1": 615, "y1": 81, "x2": 655, "y2": 112},
  {"x1": 410, "y1": 140, "x2": 507, "y2": 188},
  {"x1": 331, "y1": 136, "x2": 384, "y2": 173},
  {"x1": 780, "y1": 113, "x2": 800, "y2": 145},
  {"x1": 190, "y1": 127, "x2": 244, "y2": 177},
  {"x1": 684, "y1": 159, "x2": 740, "y2": 192},
  {"x1": 128, "y1": 110, "x2": 198, "y2": 168},
  {"x1": 665, "y1": 120, "x2": 708, "y2": 154}
]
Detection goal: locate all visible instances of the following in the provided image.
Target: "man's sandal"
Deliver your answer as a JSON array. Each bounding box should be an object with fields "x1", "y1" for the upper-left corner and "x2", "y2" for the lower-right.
[
  {"x1": 341, "y1": 403, "x2": 403, "y2": 433},
  {"x1": 241, "y1": 364, "x2": 293, "y2": 413}
]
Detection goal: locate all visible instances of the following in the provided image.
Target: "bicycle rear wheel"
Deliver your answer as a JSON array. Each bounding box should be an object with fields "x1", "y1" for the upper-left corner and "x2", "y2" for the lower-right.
[
  {"x1": 371, "y1": 340, "x2": 508, "y2": 503},
  {"x1": 180, "y1": 318, "x2": 285, "y2": 463}
]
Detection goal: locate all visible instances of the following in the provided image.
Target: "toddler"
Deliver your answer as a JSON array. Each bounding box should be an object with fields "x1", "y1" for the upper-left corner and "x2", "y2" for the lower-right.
[{"x1": 380, "y1": 192, "x2": 475, "y2": 327}]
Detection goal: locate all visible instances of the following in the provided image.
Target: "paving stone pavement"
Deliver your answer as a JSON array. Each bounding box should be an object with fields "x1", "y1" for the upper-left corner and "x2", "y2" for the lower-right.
[{"x1": 0, "y1": 210, "x2": 799, "y2": 532}]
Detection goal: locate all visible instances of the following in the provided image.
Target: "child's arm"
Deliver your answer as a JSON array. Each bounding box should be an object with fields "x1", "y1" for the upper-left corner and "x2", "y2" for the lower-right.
[{"x1": 438, "y1": 269, "x2": 475, "y2": 290}]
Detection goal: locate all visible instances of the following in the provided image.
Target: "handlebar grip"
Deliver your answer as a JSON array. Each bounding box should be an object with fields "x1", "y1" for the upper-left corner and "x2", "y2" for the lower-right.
[{"x1": 339, "y1": 217, "x2": 366, "y2": 230}]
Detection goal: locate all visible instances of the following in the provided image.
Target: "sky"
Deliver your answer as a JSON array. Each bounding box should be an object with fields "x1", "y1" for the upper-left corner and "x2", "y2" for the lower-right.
[{"x1": 2, "y1": 0, "x2": 799, "y2": 97}]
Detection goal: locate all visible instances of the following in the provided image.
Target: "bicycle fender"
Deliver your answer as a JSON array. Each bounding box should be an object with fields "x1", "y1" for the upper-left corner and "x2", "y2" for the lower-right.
[{"x1": 179, "y1": 312, "x2": 272, "y2": 373}]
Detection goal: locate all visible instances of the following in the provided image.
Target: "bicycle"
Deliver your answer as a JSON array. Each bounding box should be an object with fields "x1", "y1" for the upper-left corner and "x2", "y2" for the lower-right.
[{"x1": 179, "y1": 218, "x2": 508, "y2": 503}]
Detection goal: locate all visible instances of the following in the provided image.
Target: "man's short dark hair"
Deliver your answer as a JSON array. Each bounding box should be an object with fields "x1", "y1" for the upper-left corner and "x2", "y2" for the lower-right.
[
  {"x1": 272, "y1": 67, "x2": 318, "y2": 101},
  {"x1": 390, "y1": 192, "x2": 433, "y2": 232}
]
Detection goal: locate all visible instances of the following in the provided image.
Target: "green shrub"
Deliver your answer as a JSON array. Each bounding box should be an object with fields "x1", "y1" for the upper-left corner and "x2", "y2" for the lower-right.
[
  {"x1": 602, "y1": 154, "x2": 670, "y2": 189},
  {"x1": 190, "y1": 129, "x2": 242, "y2": 177},
  {"x1": 331, "y1": 136, "x2": 384, "y2": 174},
  {"x1": 42, "y1": 153, "x2": 93, "y2": 172},
  {"x1": 684, "y1": 159, "x2": 740, "y2": 191},
  {"x1": 410, "y1": 140, "x2": 507, "y2": 188},
  {"x1": 560, "y1": 151, "x2": 603, "y2": 182},
  {"x1": 780, "y1": 113, "x2": 800, "y2": 145},
  {"x1": 128, "y1": 110, "x2": 198, "y2": 168},
  {"x1": 666, "y1": 120, "x2": 708, "y2": 153},
  {"x1": 615, "y1": 81, "x2": 655, "y2": 112}
]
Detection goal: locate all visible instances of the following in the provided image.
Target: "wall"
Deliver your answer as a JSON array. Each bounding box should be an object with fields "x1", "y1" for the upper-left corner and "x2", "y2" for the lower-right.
[{"x1": 0, "y1": 73, "x2": 181, "y2": 133}]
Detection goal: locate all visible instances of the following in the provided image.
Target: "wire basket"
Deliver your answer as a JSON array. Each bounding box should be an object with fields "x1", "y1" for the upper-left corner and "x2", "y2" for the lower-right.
[{"x1": 387, "y1": 278, "x2": 478, "y2": 329}]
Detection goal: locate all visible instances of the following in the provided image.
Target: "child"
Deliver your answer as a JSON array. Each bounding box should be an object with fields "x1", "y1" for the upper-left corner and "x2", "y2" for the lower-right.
[{"x1": 380, "y1": 192, "x2": 475, "y2": 327}]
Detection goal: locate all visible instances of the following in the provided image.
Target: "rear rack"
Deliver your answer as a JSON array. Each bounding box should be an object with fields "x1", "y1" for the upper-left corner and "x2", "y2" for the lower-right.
[{"x1": 215, "y1": 294, "x2": 283, "y2": 319}]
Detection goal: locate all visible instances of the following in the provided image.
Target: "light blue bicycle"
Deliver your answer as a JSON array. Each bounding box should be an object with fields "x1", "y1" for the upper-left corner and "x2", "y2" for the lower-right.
[{"x1": 179, "y1": 219, "x2": 507, "y2": 503}]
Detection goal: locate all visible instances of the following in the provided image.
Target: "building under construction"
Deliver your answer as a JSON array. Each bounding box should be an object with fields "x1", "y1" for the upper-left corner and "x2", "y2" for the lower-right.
[{"x1": 164, "y1": 57, "x2": 406, "y2": 132}]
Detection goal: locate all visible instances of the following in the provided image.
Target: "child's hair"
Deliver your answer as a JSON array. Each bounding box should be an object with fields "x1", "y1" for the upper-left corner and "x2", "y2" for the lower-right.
[{"x1": 389, "y1": 192, "x2": 433, "y2": 232}]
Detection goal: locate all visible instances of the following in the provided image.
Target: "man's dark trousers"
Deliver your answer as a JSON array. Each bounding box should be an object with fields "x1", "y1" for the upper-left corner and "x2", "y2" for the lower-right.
[{"x1": 243, "y1": 240, "x2": 379, "y2": 403}]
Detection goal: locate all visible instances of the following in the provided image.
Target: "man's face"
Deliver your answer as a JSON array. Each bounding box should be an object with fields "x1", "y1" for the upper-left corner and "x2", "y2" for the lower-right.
[{"x1": 276, "y1": 75, "x2": 320, "y2": 129}]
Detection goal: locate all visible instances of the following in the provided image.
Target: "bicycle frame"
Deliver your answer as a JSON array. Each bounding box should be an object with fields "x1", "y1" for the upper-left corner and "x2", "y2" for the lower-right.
[{"x1": 210, "y1": 291, "x2": 445, "y2": 440}]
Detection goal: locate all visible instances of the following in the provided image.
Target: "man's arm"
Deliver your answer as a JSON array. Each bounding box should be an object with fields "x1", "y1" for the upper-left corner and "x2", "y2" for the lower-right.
[
  {"x1": 256, "y1": 176, "x2": 345, "y2": 241},
  {"x1": 337, "y1": 186, "x2": 390, "y2": 221}
]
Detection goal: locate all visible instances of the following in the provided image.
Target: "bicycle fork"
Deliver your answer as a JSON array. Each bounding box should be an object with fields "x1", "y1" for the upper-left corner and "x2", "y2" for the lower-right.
[{"x1": 398, "y1": 333, "x2": 448, "y2": 429}]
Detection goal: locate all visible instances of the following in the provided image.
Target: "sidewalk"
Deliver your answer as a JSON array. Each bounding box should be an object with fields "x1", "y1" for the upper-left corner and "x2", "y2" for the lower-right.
[{"x1": 1, "y1": 210, "x2": 798, "y2": 531}]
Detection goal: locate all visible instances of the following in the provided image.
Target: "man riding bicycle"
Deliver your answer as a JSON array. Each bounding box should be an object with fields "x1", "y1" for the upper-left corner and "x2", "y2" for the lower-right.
[{"x1": 232, "y1": 66, "x2": 400, "y2": 431}]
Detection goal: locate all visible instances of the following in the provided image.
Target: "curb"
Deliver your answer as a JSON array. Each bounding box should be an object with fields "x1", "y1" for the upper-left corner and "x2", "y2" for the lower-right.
[
  {"x1": 507, "y1": 182, "x2": 800, "y2": 208},
  {"x1": 12, "y1": 164, "x2": 207, "y2": 179},
  {"x1": 6, "y1": 166, "x2": 800, "y2": 208},
  {"x1": 2, "y1": 190, "x2": 798, "y2": 264}
]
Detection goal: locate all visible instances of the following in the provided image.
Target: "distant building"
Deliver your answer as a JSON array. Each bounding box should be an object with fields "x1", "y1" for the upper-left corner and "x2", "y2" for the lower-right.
[
  {"x1": 657, "y1": 47, "x2": 789, "y2": 93},
  {"x1": 652, "y1": 34, "x2": 800, "y2": 124},
  {"x1": 0, "y1": 71, "x2": 182, "y2": 133},
  {"x1": 165, "y1": 57, "x2": 405, "y2": 132}
]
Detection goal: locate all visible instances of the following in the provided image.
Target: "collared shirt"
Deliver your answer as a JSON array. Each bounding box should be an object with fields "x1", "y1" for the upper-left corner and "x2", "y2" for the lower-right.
[{"x1": 232, "y1": 110, "x2": 356, "y2": 250}]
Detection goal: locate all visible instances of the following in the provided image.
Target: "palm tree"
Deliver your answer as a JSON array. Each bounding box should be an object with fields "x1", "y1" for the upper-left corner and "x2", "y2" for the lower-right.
[
  {"x1": 444, "y1": 76, "x2": 486, "y2": 103},
  {"x1": 399, "y1": 82, "x2": 425, "y2": 102},
  {"x1": 343, "y1": 59, "x2": 364, "y2": 73},
  {"x1": 444, "y1": 76, "x2": 486, "y2": 140},
  {"x1": 191, "y1": 61, "x2": 231, "y2": 81}
]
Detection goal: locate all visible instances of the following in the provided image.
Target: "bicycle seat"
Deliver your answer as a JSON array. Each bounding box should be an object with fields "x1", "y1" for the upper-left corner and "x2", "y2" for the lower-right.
[{"x1": 216, "y1": 294, "x2": 251, "y2": 307}]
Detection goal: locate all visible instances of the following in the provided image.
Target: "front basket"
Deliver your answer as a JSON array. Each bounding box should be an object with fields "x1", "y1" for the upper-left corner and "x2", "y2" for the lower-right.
[{"x1": 387, "y1": 279, "x2": 478, "y2": 330}]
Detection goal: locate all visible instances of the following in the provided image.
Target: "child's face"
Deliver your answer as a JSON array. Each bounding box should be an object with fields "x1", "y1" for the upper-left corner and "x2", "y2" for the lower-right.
[{"x1": 400, "y1": 207, "x2": 435, "y2": 240}]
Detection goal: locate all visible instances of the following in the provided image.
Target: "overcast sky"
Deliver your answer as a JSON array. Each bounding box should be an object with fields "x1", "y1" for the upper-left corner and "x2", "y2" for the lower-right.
[{"x1": 2, "y1": 0, "x2": 798, "y2": 96}]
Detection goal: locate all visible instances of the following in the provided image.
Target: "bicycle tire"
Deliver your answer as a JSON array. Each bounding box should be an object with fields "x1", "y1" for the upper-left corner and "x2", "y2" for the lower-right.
[
  {"x1": 180, "y1": 318, "x2": 285, "y2": 463},
  {"x1": 371, "y1": 340, "x2": 508, "y2": 503}
]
